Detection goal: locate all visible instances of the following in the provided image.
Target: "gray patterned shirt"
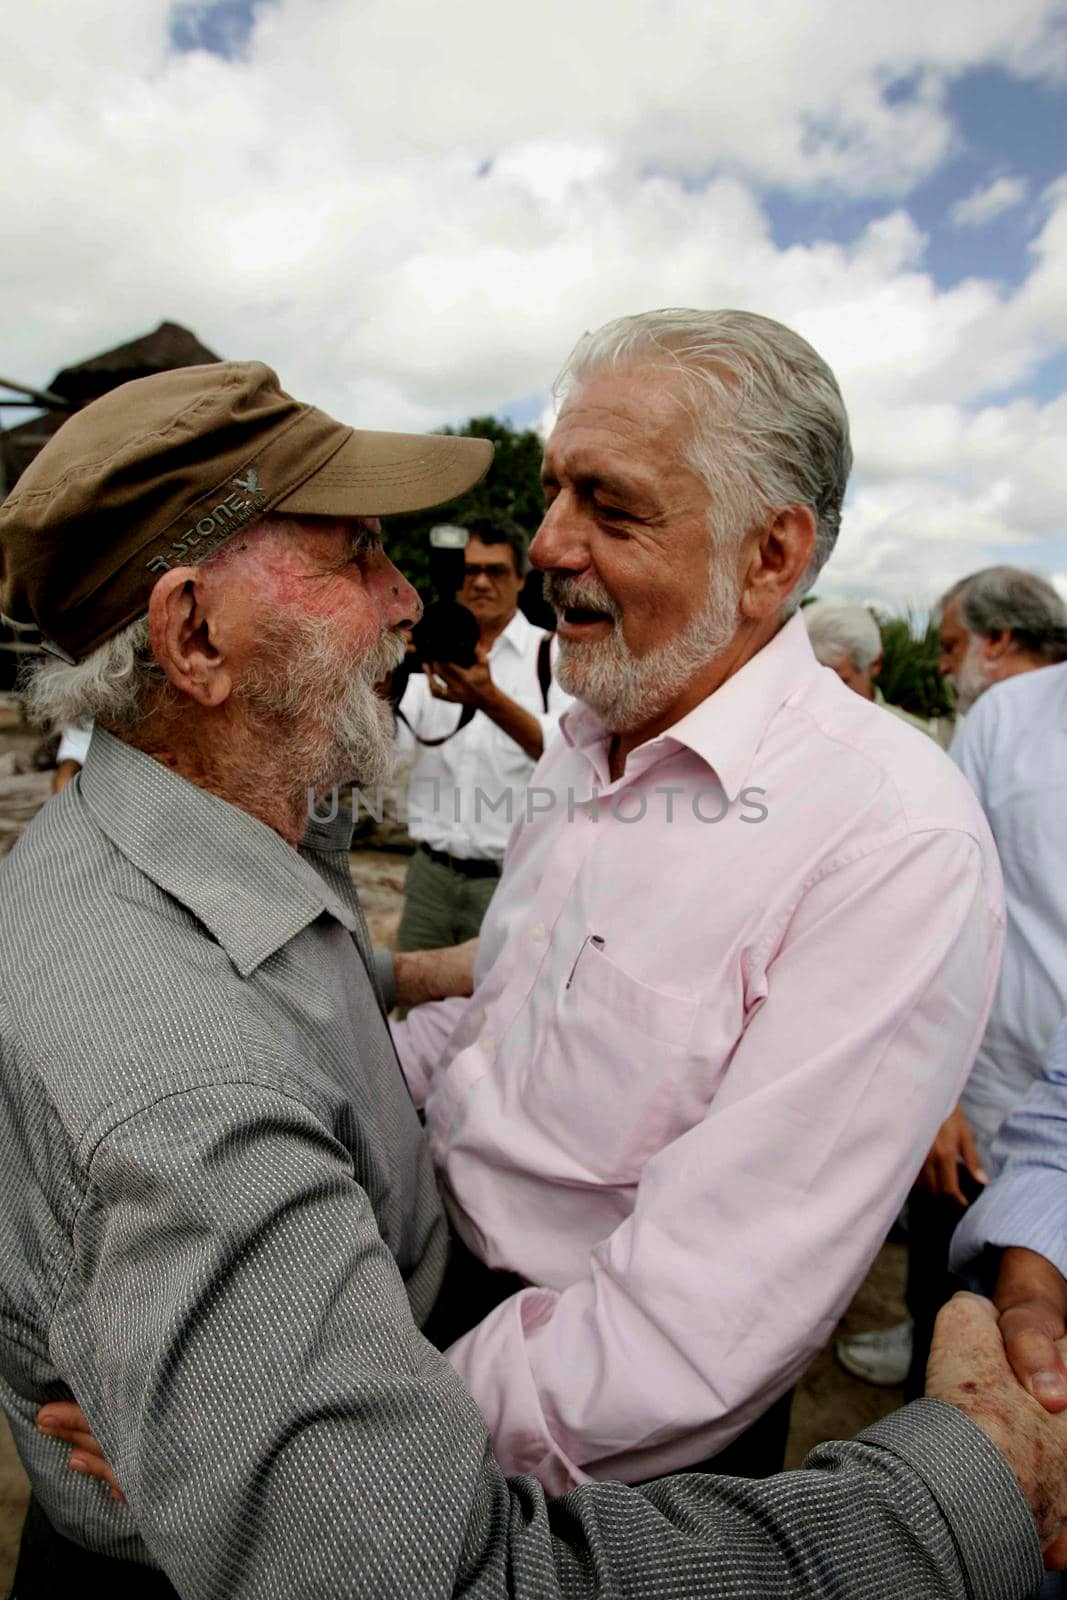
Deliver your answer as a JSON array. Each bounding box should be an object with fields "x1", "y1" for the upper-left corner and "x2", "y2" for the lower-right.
[{"x1": 0, "y1": 729, "x2": 1043, "y2": 1598}]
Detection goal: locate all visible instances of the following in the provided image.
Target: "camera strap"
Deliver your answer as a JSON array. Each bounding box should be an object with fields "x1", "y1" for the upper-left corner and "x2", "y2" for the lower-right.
[
  {"x1": 536, "y1": 633, "x2": 553, "y2": 713},
  {"x1": 396, "y1": 633, "x2": 554, "y2": 746},
  {"x1": 395, "y1": 703, "x2": 476, "y2": 747}
]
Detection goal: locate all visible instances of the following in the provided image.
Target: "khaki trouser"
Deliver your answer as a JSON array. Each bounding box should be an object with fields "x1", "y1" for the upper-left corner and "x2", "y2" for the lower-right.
[{"x1": 395, "y1": 846, "x2": 501, "y2": 954}]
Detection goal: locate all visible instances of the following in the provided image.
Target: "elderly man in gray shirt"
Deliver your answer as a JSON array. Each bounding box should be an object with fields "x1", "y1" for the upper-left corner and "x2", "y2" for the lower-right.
[{"x1": 0, "y1": 357, "x2": 1065, "y2": 1599}]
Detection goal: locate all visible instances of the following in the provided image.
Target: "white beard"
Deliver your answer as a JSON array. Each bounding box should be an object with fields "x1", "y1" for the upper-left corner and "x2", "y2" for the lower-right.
[
  {"x1": 953, "y1": 635, "x2": 997, "y2": 715},
  {"x1": 238, "y1": 616, "x2": 405, "y2": 792},
  {"x1": 545, "y1": 565, "x2": 741, "y2": 732}
]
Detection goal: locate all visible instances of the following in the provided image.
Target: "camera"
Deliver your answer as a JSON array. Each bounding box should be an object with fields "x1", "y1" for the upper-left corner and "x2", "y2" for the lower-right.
[
  {"x1": 388, "y1": 525, "x2": 480, "y2": 711},
  {"x1": 408, "y1": 523, "x2": 480, "y2": 669}
]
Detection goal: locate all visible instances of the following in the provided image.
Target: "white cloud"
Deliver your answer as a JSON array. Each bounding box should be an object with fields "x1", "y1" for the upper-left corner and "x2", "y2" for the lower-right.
[
  {"x1": 950, "y1": 174, "x2": 1030, "y2": 226},
  {"x1": 0, "y1": 0, "x2": 1065, "y2": 607}
]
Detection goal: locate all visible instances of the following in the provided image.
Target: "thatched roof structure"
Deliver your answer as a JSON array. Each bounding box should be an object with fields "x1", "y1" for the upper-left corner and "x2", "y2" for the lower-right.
[
  {"x1": 1, "y1": 321, "x2": 220, "y2": 492},
  {"x1": 0, "y1": 322, "x2": 222, "y2": 686},
  {"x1": 49, "y1": 321, "x2": 220, "y2": 408}
]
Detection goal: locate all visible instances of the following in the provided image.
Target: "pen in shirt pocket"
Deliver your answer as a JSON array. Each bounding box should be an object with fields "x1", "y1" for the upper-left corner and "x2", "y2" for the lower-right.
[{"x1": 566, "y1": 933, "x2": 605, "y2": 989}]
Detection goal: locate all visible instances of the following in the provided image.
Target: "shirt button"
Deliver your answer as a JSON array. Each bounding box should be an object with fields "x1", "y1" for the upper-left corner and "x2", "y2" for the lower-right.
[
  {"x1": 531, "y1": 922, "x2": 546, "y2": 943},
  {"x1": 481, "y1": 1033, "x2": 495, "y2": 1053}
]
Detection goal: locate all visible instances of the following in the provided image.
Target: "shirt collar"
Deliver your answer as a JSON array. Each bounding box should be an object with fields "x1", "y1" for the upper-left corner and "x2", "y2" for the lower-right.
[
  {"x1": 559, "y1": 611, "x2": 820, "y2": 800},
  {"x1": 80, "y1": 729, "x2": 359, "y2": 977},
  {"x1": 489, "y1": 607, "x2": 535, "y2": 658}
]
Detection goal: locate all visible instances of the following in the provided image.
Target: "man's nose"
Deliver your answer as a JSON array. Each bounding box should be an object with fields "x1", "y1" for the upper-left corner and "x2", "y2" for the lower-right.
[
  {"x1": 374, "y1": 555, "x2": 422, "y2": 628},
  {"x1": 529, "y1": 496, "x2": 586, "y2": 574}
]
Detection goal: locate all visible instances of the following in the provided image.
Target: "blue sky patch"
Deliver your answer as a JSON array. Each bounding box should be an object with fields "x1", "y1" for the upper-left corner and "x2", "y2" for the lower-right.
[
  {"x1": 766, "y1": 66, "x2": 1065, "y2": 295},
  {"x1": 169, "y1": 0, "x2": 271, "y2": 59}
]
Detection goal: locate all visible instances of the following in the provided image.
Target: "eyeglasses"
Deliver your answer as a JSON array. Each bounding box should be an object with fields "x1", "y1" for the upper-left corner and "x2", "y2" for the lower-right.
[{"x1": 463, "y1": 563, "x2": 514, "y2": 581}]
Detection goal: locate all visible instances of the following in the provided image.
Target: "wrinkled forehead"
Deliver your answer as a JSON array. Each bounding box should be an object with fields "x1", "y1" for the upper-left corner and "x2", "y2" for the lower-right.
[
  {"x1": 543, "y1": 367, "x2": 704, "y2": 494},
  {"x1": 185, "y1": 519, "x2": 371, "y2": 631},
  {"x1": 218, "y1": 514, "x2": 375, "y2": 577}
]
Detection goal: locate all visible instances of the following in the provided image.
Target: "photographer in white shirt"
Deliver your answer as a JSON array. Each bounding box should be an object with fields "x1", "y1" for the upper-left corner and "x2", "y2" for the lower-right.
[{"x1": 394, "y1": 514, "x2": 571, "y2": 949}]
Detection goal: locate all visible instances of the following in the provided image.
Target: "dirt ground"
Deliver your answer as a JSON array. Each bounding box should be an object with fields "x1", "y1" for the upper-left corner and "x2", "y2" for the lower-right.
[{"x1": 0, "y1": 702, "x2": 909, "y2": 1586}]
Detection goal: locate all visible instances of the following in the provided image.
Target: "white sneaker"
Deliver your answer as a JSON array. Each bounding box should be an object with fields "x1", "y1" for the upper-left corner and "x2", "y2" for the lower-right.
[{"x1": 835, "y1": 1319, "x2": 913, "y2": 1386}]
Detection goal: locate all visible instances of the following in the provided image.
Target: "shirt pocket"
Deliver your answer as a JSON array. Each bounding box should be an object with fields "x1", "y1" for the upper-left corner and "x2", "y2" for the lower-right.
[{"x1": 522, "y1": 943, "x2": 700, "y2": 1184}]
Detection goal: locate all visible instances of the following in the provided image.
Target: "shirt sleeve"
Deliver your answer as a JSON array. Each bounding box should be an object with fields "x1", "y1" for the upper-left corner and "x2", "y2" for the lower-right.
[
  {"x1": 391, "y1": 996, "x2": 471, "y2": 1107},
  {"x1": 50, "y1": 1083, "x2": 1040, "y2": 1600},
  {"x1": 951, "y1": 1016, "x2": 1067, "y2": 1285},
  {"x1": 446, "y1": 827, "x2": 1004, "y2": 1491}
]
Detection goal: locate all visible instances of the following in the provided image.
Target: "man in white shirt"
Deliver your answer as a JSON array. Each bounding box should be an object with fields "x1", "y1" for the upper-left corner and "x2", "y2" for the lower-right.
[
  {"x1": 840, "y1": 572, "x2": 1067, "y2": 1389},
  {"x1": 929, "y1": 575, "x2": 1067, "y2": 1199},
  {"x1": 395, "y1": 515, "x2": 571, "y2": 949},
  {"x1": 937, "y1": 566, "x2": 1067, "y2": 715},
  {"x1": 952, "y1": 663, "x2": 1067, "y2": 1160},
  {"x1": 897, "y1": 664, "x2": 1067, "y2": 1384}
]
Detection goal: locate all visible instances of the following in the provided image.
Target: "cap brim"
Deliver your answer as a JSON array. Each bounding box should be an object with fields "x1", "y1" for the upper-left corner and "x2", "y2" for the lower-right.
[{"x1": 274, "y1": 429, "x2": 493, "y2": 519}]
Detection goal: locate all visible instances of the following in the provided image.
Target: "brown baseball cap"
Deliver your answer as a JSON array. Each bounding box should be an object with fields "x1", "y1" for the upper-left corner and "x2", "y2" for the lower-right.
[{"x1": 0, "y1": 360, "x2": 493, "y2": 662}]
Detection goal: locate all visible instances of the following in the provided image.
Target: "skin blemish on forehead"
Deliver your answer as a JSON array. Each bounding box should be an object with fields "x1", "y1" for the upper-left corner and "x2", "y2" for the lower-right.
[{"x1": 244, "y1": 518, "x2": 384, "y2": 616}]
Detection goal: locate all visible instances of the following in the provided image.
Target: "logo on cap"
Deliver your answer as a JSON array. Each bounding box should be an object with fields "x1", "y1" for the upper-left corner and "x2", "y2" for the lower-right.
[{"x1": 146, "y1": 470, "x2": 270, "y2": 575}]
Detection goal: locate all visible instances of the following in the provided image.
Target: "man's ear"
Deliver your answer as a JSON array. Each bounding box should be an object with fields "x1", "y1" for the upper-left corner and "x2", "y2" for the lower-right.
[
  {"x1": 982, "y1": 629, "x2": 1014, "y2": 662},
  {"x1": 738, "y1": 506, "x2": 817, "y2": 621},
  {"x1": 147, "y1": 567, "x2": 232, "y2": 708}
]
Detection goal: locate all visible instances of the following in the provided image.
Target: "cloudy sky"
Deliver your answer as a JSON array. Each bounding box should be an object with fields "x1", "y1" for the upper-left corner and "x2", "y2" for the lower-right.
[{"x1": 2, "y1": 0, "x2": 1065, "y2": 606}]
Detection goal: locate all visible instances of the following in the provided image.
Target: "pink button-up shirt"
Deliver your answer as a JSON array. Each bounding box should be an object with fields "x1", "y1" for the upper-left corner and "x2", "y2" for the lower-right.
[{"x1": 394, "y1": 612, "x2": 1004, "y2": 1493}]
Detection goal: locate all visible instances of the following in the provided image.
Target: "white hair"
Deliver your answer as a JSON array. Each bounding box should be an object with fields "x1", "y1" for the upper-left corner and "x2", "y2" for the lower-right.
[
  {"x1": 21, "y1": 615, "x2": 165, "y2": 733},
  {"x1": 20, "y1": 513, "x2": 310, "y2": 734},
  {"x1": 235, "y1": 608, "x2": 404, "y2": 793},
  {"x1": 544, "y1": 561, "x2": 741, "y2": 733},
  {"x1": 803, "y1": 603, "x2": 882, "y2": 673},
  {"x1": 554, "y1": 308, "x2": 852, "y2": 600}
]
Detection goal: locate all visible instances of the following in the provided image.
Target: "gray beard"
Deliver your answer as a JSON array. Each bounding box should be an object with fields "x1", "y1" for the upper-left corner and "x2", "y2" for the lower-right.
[
  {"x1": 238, "y1": 618, "x2": 404, "y2": 793},
  {"x1": 953, "y1": 637, "x2": 996, "y2": 715},
  {"x1": 545, "y1": 566, "x2": 741, "y2": 732}
]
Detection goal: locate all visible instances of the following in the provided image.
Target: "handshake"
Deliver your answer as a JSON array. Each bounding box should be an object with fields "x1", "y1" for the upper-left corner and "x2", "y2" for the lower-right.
[
  {"x1": 36, "y1": 1248, "x2": 1067, "y2": 1571},
  {"x1": 929, "y1": 1265, "x2": 1067, "y2": 1568}
]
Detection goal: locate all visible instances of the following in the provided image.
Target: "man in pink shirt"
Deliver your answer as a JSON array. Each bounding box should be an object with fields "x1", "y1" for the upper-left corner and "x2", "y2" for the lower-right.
[{"x1": 393, "y1": 308, "x2": 1004, "y2": 1493}]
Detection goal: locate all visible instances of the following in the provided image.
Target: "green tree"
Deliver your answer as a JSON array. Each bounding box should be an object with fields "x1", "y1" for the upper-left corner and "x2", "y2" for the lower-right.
[
  {"x1": 874, "y1": 609, "x2": 954, "y2": 718},
  {"x1": 383, "y1": 416, "x2": 545, "y2": 596}
]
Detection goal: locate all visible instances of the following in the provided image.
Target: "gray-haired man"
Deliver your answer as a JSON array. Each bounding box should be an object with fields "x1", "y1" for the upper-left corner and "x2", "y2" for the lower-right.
[
  {"x1": 842, "y1": 566, "x2": 1067, "y2": 1388},
  {"x1": 938, "y1": 566, "x2": 1067, "y2": 714},
  {"x1": 803, "y1": 600, "x2": 937, "y2": 738}
]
